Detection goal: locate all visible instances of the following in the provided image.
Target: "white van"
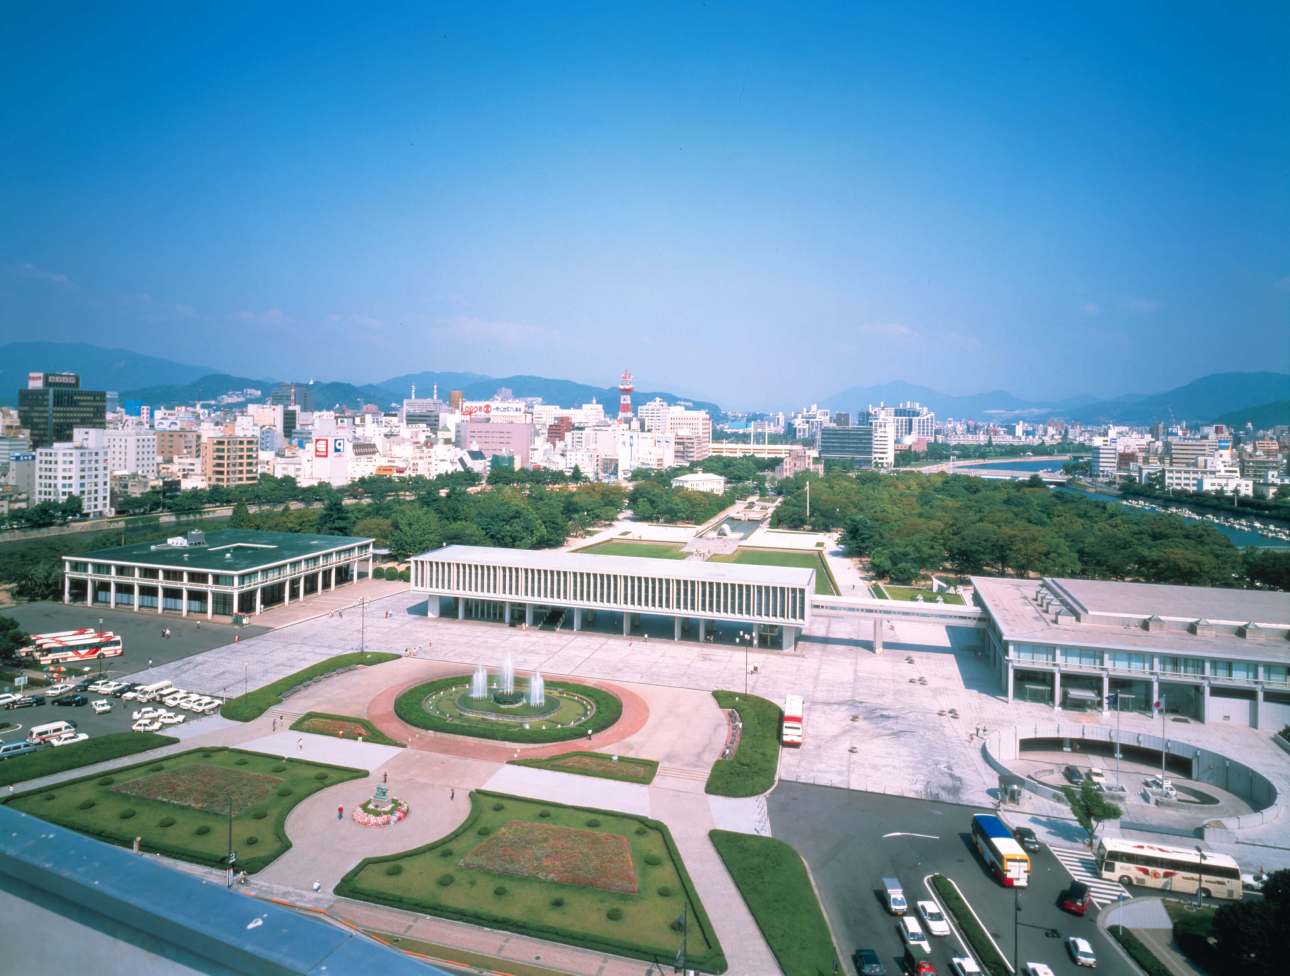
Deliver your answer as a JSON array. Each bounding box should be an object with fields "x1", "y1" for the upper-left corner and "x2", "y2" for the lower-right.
[
  {"x1": 28, "y1": 720, "x2": 77, "y2": 743},
  {"x1": 135, "y1": 680, "x2": 173, "y2": 702}
]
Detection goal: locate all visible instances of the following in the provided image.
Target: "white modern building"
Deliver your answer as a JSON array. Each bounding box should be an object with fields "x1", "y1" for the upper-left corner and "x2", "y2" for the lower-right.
[
  {"x1": 35, "y1": 427, "x2": 110, "y2": 516},
  {"x1": 106, "y1": 428, "x2": 158, "y2": 479},
  {"x1": 412, "y1": 545, "x2": 813, "y2": 649},
  {"x1": 672, "y1": 471, "x2": 727, "y2": 494}
]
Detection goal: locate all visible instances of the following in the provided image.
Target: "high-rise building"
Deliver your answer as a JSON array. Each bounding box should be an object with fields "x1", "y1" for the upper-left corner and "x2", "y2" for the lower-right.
[
  {"x1": 269, "y1": 382, "x2": 314, "y2": 412},
  {"x1": 155, "y1": 429, "x2": 200, "y2": 461},
  {"x1": 817, "y1": 417, "x2": 895, "y2": 467},
  {"x1": 448, "y1": 390, "x2": 465, "y2": 411},
  {"x1": 667, "y1": 407, "x2": 712, "y2": 463},
  {"x1": 201, "y1": 435, "x2": 259, "y2": 487},
  {"x1": 868, "y1": 401, "x2": 935, "y2": 440},
  {"x1": 35, "y1": 427, "x2": 110, "y2": 516},
  {"x1": 18, "y1": 372, "x2": 107, "y2": 449},
  {"x1": 637, "y1": 397, "x2": 670, "y2": 433},
  {"x1": 618, "y1": 371, "x2": 634, "y2": 422},
  {"x1": 106, "y1": 428, "x2": 158, "y2": 478}
]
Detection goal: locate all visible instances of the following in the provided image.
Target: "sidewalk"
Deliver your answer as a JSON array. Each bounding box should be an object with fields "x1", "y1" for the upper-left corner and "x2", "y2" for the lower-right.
[{"x1": 1101, "y1": 898, "x2": 1205, "y2": 976}]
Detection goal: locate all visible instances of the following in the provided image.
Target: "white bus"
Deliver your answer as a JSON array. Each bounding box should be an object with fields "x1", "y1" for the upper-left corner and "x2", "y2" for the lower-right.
[
  {"x1": 22, "y1": 630, "x2": 124, "y2": 667},
  {"x1": 1097, "y1": 839, "x2": 1242, "y2": 900},
  {"x1": 781, "y1": 695, "x2": 804, "y2": 747},
  {"x1": 971, "y1": 814, "x2": 1030, "y2": 887},
  {"x1": 27, "y1": 720, "x2": 78, "y2": 744}
]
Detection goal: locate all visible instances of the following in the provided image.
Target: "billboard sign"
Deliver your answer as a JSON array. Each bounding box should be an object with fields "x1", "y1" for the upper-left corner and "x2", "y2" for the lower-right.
[
  {"x1": 332, "y1": 438, "x2": 346, "y2": 455},
  {"x1": 460, "y1": 400, "x2": 527, "y2": 419},
  {"x1": 314, "y1": 438, "x2": 329, "y2": 458}
]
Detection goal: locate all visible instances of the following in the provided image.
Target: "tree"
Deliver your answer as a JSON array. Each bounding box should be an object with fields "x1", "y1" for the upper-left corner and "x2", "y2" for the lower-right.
[
  {"x1": 388, "y1": 507, "x2": 442, "y2": 560},
  {"x1": 353, "y1": 516, "x2": 393, "y2": 549},
  {"x1": 229, "y1": 501, "x2": 253, "y2": 528},
  {"x1": 1061, "y1": 779, "x2": 1122, "y2": 846},
  {"x1": 59, "y1": 494, "x2": 83, "y2": 520},
  {"x1": 0, "y1": 614, "x2": 29, "y2": 662},
  {"x1": 1211, "y1": 868, "x2": 1290, "y2": 976},
  {"x1": 570, "y1": 464, "x2": 585, "y2": 484},
  {"x1": 316, "y1": 497, "x2": 354, "y2": 536}
]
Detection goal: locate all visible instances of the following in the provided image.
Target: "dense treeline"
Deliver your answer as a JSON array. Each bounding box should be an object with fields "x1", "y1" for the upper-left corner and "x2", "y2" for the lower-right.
[
  {"x1": 1120, "y1": 479, "x2": 1290, "y2": 525},
  {"x1": 627, "y1": 481, "x2": 732, "y2": 524},
  {"x1": 772, "y1": 471, "x2": 1290, "y2": 589},
  {"x1": 893, "y1": 440, "x2": 1090, "y2": 466}
]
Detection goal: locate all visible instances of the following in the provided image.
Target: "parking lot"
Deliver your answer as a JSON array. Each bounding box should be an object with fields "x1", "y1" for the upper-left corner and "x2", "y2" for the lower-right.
[
  {"x1": 769, "y1": 783, "x2": 1132, "y2": 976},
  {"x1": 2, "y1": 602, "x2": 267, "y2": 746}
]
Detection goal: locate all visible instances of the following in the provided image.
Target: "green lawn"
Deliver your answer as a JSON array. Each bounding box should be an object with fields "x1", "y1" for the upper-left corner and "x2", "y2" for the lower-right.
[
  {"x1": 574, "y1": 540, "x2": 688, "y2": 559},
  {"x1": 710, "y1": 548, "x2": 838, "y2": 595},
  {"x1": 705, "y1": 691, "x2": 781, "y2": 797},
  {"x1": 222, "y1": 651, "x2": 401, "y2": 721},
  {"x1": 710, "y1": 831, "x2": 838, "y2": 976},
  {"x1": 290, "y1": 711, "x2": 405, "y2": 747},
  {"x1": 874, "y1": 584, "x2": 965, "y2": 605},
  {"x1": 5, "y1": 747, "x2": 365, "y2": 873},
  {"x1": 337, "y1": 790, "x2": 727, "y2": 972},
  {"x1": 395, "y1": 676, "x2": 623, "y2": 743},
  {"x1": 511, "y1": 751, "x2": 658, "y2": 784},
  {"x1": 0, "y1": 732, "x2": 178, "y2": 788}
]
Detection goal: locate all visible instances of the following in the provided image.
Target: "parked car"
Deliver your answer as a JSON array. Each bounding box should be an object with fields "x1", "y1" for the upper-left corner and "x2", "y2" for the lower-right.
[
  {"x1": 1066, "y1": 938, "x2": 1097, "y2": 968},
  {"x1": 131, "y1": 719, "x2": 162, "y2": 732},
  {"x1": 883, "y1": 877, "x2": 908, "y2": 915},
  {"x1": 0, "y1": 694, "x2": 20, "y2": 708},
  {"x1": 44, "y1": 682, "x2": 76, "y2": 696},
  {"x1": 950, "y1": 958, "x2": 982, "y2": 976},
  {"x1": 1086, "y1": 768, "x2": 1107, "y2": 790},
  {"x1": 917, "y1": 900, "x2": 951, "y2": 937},
  {"x1": 1241, "y1": 871, "x2": 1268, "y2": 894},
  {"x1": 53, "y1": 694, "x2": 89, "y2": 707},
  {"x1": 900, "y1": 917, "x2": 931, "y2": 956},
  {"x1": 1063, "y1": 765, "x2": 1084, "y2": 784},
  {"x1": 50, "y1": 731, "x2": 89, "y2": 748},
  {"x1": 111, "y1": 683, "x2": 137, "y2": 698},
  {"x1": 10, "y1": 695, "x2": 46, "y2": 709},
  {"x1": 0, "y1": 740, "x2": 39, "y2": 760},
  {"x1": 1144, "y1": 776, "x2": 1177, "y2": 798},
  {"x1": 855, "y1": 948, "x2": 886, "y2": 976},
  {"x1": 1012, "y1": 826, "x2": 1040, "y2": 852},
  {"x1": 909, "y1": 960, "x2": 936, "y2": 976},
  {"x1": 91, "y1": 699, "x2": 112, "y2": 714},
  {"x1": 1060, "y1": 881, "x2": 1094, "y2": 916}
]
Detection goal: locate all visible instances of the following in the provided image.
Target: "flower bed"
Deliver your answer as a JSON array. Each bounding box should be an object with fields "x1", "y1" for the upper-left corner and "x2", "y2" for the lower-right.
[{"x1": 354, "y1": 797, "x2": 410, "y2": 827}]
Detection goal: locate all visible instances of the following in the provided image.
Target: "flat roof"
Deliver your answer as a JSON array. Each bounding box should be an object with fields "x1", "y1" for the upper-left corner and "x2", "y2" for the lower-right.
[
  {"x1": 70, "y1": 529, "x2": 372, "y2": 572},
  {"x1": 1048, "y1": 577, "x2": 1290, "y2": 626},
  {"x1": 972, "y1": 576, "x2": 1290, "y2": 662},
  {"x1": 417, "y1": 544, "x2": 815, "y2": 587}
]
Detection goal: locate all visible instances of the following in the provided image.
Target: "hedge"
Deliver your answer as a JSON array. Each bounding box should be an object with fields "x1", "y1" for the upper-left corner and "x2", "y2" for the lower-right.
[
  {"x1": 221, "y1": 652, "x2": 400, "y2": 722},
  {"x1": 336, "y1": 790, "x2": 728, "y2": 973},
  {"x1": 509, "y1": 751, "x2": 658, "y2": 784},
  {"x1": 0, "y1": 732, "x2": 179, "y2": 788},
  {"x1": 288, "y1": 711, "x2": 406, "y2": 747},
  {"x1": 705, "y1": 691, "x2": 781, "y2": 797},
  {"x1": 931, "y1": 875, "x2": 1009, "y2": 976},
  {"x1": 393, "y1": 677, "x2": 623, "y2": 743},
  {"x1": 710, "y1": 830, "x2": 838, "y2": 975}
]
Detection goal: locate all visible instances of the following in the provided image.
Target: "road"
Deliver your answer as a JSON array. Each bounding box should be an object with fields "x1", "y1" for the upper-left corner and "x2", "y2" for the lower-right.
[{"x1": 769, "y1": 783, "x2": 1132, "y2": 976}]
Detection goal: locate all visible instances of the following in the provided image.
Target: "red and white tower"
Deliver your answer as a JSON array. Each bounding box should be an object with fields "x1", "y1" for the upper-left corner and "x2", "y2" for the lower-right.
[{"x1": 618, "y1": 370, "x2": 634, "y2": 422}]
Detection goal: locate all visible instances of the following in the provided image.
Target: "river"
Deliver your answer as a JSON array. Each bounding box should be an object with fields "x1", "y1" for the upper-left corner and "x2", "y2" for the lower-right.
[{"x1": 1056, "y1": 485, "x2": 1289, "y2": 549}]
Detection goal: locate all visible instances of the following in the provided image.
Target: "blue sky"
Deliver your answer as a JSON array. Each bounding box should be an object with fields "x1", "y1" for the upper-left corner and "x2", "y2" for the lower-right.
[{"x1": 2, "y1": 2, "x2": 1287, "y2": 408}]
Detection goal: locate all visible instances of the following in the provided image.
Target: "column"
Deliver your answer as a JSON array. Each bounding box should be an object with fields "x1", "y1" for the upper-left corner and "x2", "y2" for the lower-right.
[
  {"x1": 284, "y1": 579, "x2": 291, "y2": 605},
  {"x1": 181, "y1": 588, "x2": 189, "y2": 617},
  {"x1": 1052, "y1": 669, "x2": 1062, "y2": 710},
  {"x1": 525, "y1": 604, "x2": 534, "y2": 627},
  {"x1": 783, "y1": 626, "x2": 798, "y2": 651},
  {"x1": 573, "y1": 607, "x2": 582, "y2": 631},
  {"x1": 873, "y1": 614, "x2": 884, "y2": 654},
  {"x1": 674, "y1": 617, "x2": 682, "y2": 641},
  {"x1": 367, "y1": 554, "x2": 373, "y2": 579},
  {"x1": 623, "y1": 613, "x2": 631, "y2": 637},
  {"x1": 317, "y1": 570, "x2": 324, "y2": 596},
  {"x1": 1101, "y1": 672, "x2": 1110, "y2": 713},
  {"x1": 157, "y1": 589, "x2": 164, "y2": 614},
  {"x1": 1200, "y1": 682, "x2": 1210, "y2": 723},
  {"x1": 698, "y1": 619, "x2": 707, "y2": 642},
  {"x1": 1006, "y1": 661, "x2": 1015, "y2": 702},
  {"x1": 1254, "y1": 684, "x2": 1264, "y2": 731},
  {"x1": 503, "y1": 601, "x2": 511, "y2": 624},
  {"x1": 109, "y1": 580, "x2": 117, "y2": 609},
  {"x1": 63, "y1": 573, "x2": 70, "y2": 604},
  {"x1": 458, "y1": 600, "x2": 466, "y2": 620},
  {"x1": 133, "y1": 582, "x2": 140, "y2": 612},
  {"x1": 1151, "y1": 674, "x2": 1160, "y2": 710},
  {"x1": 86, "y1": 581, "x2": 93, "y2": 607},
  {"x1": 255, "y1": 586, "x2": 263, "y2": 615},
  {"x1": 330, "y1": 567, "x2": 337, "y2": 590}
]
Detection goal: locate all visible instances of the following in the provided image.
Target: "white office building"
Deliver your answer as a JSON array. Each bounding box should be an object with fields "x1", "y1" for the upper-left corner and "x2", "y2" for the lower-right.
[
  {"x1": 106, "y1": 428, "x2": 158, "y2": 479},
  {"x1": 36, "y1": 427, "x2": 110, "y2": 517}
]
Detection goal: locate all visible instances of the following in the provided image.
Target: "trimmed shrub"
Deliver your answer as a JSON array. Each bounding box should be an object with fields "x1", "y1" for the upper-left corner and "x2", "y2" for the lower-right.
[
  {"x1": 314, "y1": 772, "x2": 328, "y2": 781},
  {"x1": 634, "y1": 825, "x2": 648, "y2": 836},
  {"x1": 0, "y1": 733, "x2": 178, "y2": 789},
  {"x1": 550, "y1": 896, "x2": 565, "y2": 908},
  {"x1": 194, "y1": 824, "x2": 211, "y2": 836},
  {"x1": 538, "y1": 809, "x2": 552, "y2": 818},
  {"x1": 493, "y1": 885, "x2": 508, "y2": 896},
  {"x1": 276, "y1": 786, "x2": 292, "y2": 797},
  {"x1": 643, "y1": 853, "x2": 663, "y2": 866},
  {"x1": 436, "y1": 873, "x2": 454, "y2": 887},
  {"x1": 585, "y1": 818, "x2": 601, "y2": 828},
  {"x1": 41, "y1": 793, "x2": 56, "y2": 802},
  {"x1": 398, "y1": 569, "x2": 411, "y2": 582},
  {"x1": 251, "y1": 809, "x2": 268, "y2": 820},
  {"x1": 385, "y1": 864, "x2": 403, "y2": 877},
  {"x1": 606, "y1": 907, "x2": 624, "y2": 921},
  {"x1": 97, "y1": 777, "x2": 115, "y2": 786},
  {"x1": 271, "y1": 764, "x2": 287, "y2": 772},
  {"x1": 158, "y1": 816, "x2": 176, "y2": 828},
  {"x1": 77, "y1": 799, "x2": 96, "y2": 810},
  {"x1": 245, "y1": 836, "x2": 259, "y2": 846},
  {"x1": 234, "y1": 758, "x2": 249, "y2": 766},
  {"x1": 491, "y1": 802, "x2": 505, "y2": 811},
  {"x1": 118, "y1": 809, "x2": 136, "y2": 820},
  {"x1": 148, "y1": 764, "x2": 166, "y2": 772},
  {"x1": 657, "y1": 885, "x2": 673, "y2": 897},
  {"x1": 370, "y1": 566, "x2": 386, "y2": 580},
  {"x1": 476, "y1": 826, "x2": 492, "y2": 836},
  {"x1": 438, "y1": 847, "x2": 454, "y2": 858}
]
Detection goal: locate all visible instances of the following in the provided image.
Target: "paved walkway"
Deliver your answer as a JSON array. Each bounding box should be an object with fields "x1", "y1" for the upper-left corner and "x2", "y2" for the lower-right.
[{"x1": 1102, "y1": 898, "x2": 1203, "y2": 976}]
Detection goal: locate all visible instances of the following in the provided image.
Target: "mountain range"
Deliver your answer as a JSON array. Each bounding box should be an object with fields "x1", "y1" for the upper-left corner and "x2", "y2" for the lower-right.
[{"x1": 0, "y1": 341, "x2": 1285, "y2": 427}]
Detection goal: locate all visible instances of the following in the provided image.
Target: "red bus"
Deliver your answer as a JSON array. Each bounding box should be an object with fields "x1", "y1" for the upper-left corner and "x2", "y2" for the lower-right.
[{"x1": 21, "y1": 630, "x2": 124, "y2": 667}]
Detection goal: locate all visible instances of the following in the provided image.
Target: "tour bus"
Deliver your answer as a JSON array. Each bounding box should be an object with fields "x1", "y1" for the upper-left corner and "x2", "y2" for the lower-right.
[
  {"x1": 971, "y1": 814, "x2": 1031, "y2": 887},
  {"x1": 1097, "y1": 839, "x2": 1243, "y2": 900},
  {"x1": 782, "y1": 695, "x2": 804, "y2": 747},
  {"x1": 27, "y1": 720, "x2": 77, "y2": 744},
  {"x1": 22, "y1": 630, "x2": 124, "y2": 667}
]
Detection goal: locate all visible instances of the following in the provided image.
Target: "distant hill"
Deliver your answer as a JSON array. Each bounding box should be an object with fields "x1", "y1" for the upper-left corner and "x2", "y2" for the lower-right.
[
  {"x1": 821, "y1": 372, "x2": 1290, "y2": 425},
  {"x1": 0, "y1": 341, "x2": 215, "y2": 405},
  {"x1": 121, "y1": 374, "x2": 398, "y2": 410},
  {"x1": 1214, "y1": 399, "x2": 1290, "y2": 430}
]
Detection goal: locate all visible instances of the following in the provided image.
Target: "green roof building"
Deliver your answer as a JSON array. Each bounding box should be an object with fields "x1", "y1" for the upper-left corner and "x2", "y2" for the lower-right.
[{"x1": 63, "y1": 529, "x2": 374, "y2": 618}]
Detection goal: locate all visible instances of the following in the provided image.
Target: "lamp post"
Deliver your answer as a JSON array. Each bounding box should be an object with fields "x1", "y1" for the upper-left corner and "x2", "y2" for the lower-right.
[
  {"x1": 1195, "y1": 846, "x2": 1206, "y2": 903},
  {"x1": 360, "y1": 597, "x2": 367, "y2": 655},
  {"x1": 741, "y1": 631, "x2": 749, "y2": 696},
  {"x1": 1013, "y1": 886, "x2": 1020, "y2": 976},
  {"x1": 225, "y1": 794, "x2": 235, "y2": 888}
]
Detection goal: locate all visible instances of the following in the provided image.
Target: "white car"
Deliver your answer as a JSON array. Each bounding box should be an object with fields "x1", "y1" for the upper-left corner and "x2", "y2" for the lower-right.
[
  {"x1": 131, "y1": 719, "x2": 162, "y2": 732},
  {"x1": 157, "y1": 711, "x2": 186, "y2": 725},
  {"x1": 45, "y1": 682, "x2": 76, "y2": 696},
  {"x1": 86, "y1": 681, "x2": 110, "y2": 694},
  {"x1": 1145, "y1": 776, "x2": 1177, "y2": 798},
  {"x1": 1086, "y1": 768, "x2": 1107, "y2": 789},
  {"x1": 1025, "y1": 964, "x2": 1056, "y2": 976},
  {"x1": 163, "y1": 692, "x2": 188, "y2": 707},
  {"x1": 951, "y1": 958, "x2": 982, "y2": 976},
  {"x1": 917, "y1": 900, "x2": 951, "y2": 937},
  {"x1": 199, "y1": 701, "x2": 221, "y2": 714},
  {"x1": 121, "y1": 690, "x2": 142, "y2": 702},
  {"x1": 132, "y1": 707, "x2": 162, "y2": 721},
  {"x1": 91, "y1": 699, "x2": 111, "y2": 714},
  {"x1": 1066, "y1": 938, "x2": 1097, "y2": 968},
  {"x1": 177, "y1": 696, "x2": 203, "y2": 711},
  {"x1": 0, "y1": 694, "x2": 19, "y2": 709},
  {"x1": 899, "y1": 917, "x2": 931, "y2": 956},
  {"x1": 50, "y1": 732, "x2": 89, "y2": 748}
]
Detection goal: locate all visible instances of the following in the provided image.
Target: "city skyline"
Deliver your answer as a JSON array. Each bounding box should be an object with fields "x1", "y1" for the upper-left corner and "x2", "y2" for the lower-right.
[{"x1": 3, "y1": 4, "x2": 1288, "y2": 403}]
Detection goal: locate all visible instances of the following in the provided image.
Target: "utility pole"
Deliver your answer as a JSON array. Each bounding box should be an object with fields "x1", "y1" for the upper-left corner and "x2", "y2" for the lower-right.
[
  {"x1": 1158, "y1": 693, "x2": 1168, "y2": 783},
  {"x1": 226, "y1": 794, "x2": 235, "y2": 888},
  {"x1": 361, "y1": 597, "x2": 367, "y2": 654},
  {"x1": 805, "y1": 480, "x2": 811, "y2": 523},
  {"x1": 1013, "y1": 887, "x2": 1020, "y2": 976}
]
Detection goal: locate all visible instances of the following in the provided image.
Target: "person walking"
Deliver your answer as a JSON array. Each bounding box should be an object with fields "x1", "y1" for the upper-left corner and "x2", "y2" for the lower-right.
[
  {"x1": 449, "y1": 787, "x2": 455, "y2": 801},
  {"x1": 297, "y1": 738, "x2": 303, "y2": 751},
  {"x1": 337, "y1": 804, "x2": 344, "y2": 821}
]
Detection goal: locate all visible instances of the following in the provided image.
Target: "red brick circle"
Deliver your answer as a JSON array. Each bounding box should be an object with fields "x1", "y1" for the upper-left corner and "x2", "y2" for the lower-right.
[{"x1": 364, "y1": 662, "x2": 649, "y2": 762}]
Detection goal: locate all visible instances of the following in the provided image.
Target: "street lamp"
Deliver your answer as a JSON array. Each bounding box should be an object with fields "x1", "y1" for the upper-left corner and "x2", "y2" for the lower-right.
[
  {"x1": 1195, "y1": 846, "x2": 1206, "y2": 904},
  {"x1": 1013, "y1": 886, "x2": 1020, "y2": 976}
]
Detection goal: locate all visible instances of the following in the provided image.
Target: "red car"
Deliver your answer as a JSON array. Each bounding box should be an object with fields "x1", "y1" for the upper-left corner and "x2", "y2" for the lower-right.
[{"x1": 1061, "y1": 881, "x2": 1094, "y2": 916}]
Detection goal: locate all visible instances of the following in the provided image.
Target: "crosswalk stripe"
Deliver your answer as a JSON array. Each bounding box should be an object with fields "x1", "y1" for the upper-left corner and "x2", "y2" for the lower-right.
[{"x1": 1048, "y1": 847, "x2": 1132, "y2": 906}]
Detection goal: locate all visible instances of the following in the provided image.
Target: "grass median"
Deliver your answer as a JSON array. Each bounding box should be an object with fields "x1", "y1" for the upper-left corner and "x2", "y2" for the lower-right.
[
  {"x1": 221, "y1": 651, "x2": 400, "y2": 722},
  {"x1": 931, "y1": 874, "x2": 1010, "y2": 976},
  {"x1": 290, "y1": 711, "x2": 405, "y2": 747},
  {"x1": 705, "y1": 691, "x2": 781, "y2": 797},
  {"x1": 0, "y1": 732, "x2": 178, "y2": 788},
  {"x1": 1108, "y1": 925, "x2": 1172, "y2": 976},
  {"x1": 710, "y1": 830, "x2": 838, "y2": 975},
  {"x1": 510, "y1": 751, "x2": 658, "y2": 784}
]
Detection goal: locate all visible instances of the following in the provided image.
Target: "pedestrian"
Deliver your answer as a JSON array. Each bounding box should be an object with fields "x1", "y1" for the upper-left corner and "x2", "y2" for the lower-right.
[
  {"x1": 312, "y1": 880, "x2": 321, "y2": 892},
  {"x1": 382, "y1": 771, "x2": 387, "y2": 784},
  {"x1": 450, "y1": 787, "x2": 455, "y2": 801},
  {"x1": 297, "y1": 738, "x2": 303, "y2": 751},
  {"x1": 272, "y1": 718, "x2": 277, "y2": 732},
  {"x1": 337, "y1": 804, "x2": 344, "y2": 821}
]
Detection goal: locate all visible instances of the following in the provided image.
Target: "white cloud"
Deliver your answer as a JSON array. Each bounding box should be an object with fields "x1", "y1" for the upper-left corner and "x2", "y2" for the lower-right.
[
  {"x1": 859, "y1": 321, "x2": 919, "y2": 339},
  {"x1": 9, "y1": 261, "x2": 74, "y2": 288}
]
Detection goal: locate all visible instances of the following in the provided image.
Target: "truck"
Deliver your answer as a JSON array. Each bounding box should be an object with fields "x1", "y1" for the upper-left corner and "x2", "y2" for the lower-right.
[
  {"x1": 782, "y1": 694, "x2": 804, "y2": 747},
  {"x1": 883, "y1": 876, "x2": 907, "y2": 915}
]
